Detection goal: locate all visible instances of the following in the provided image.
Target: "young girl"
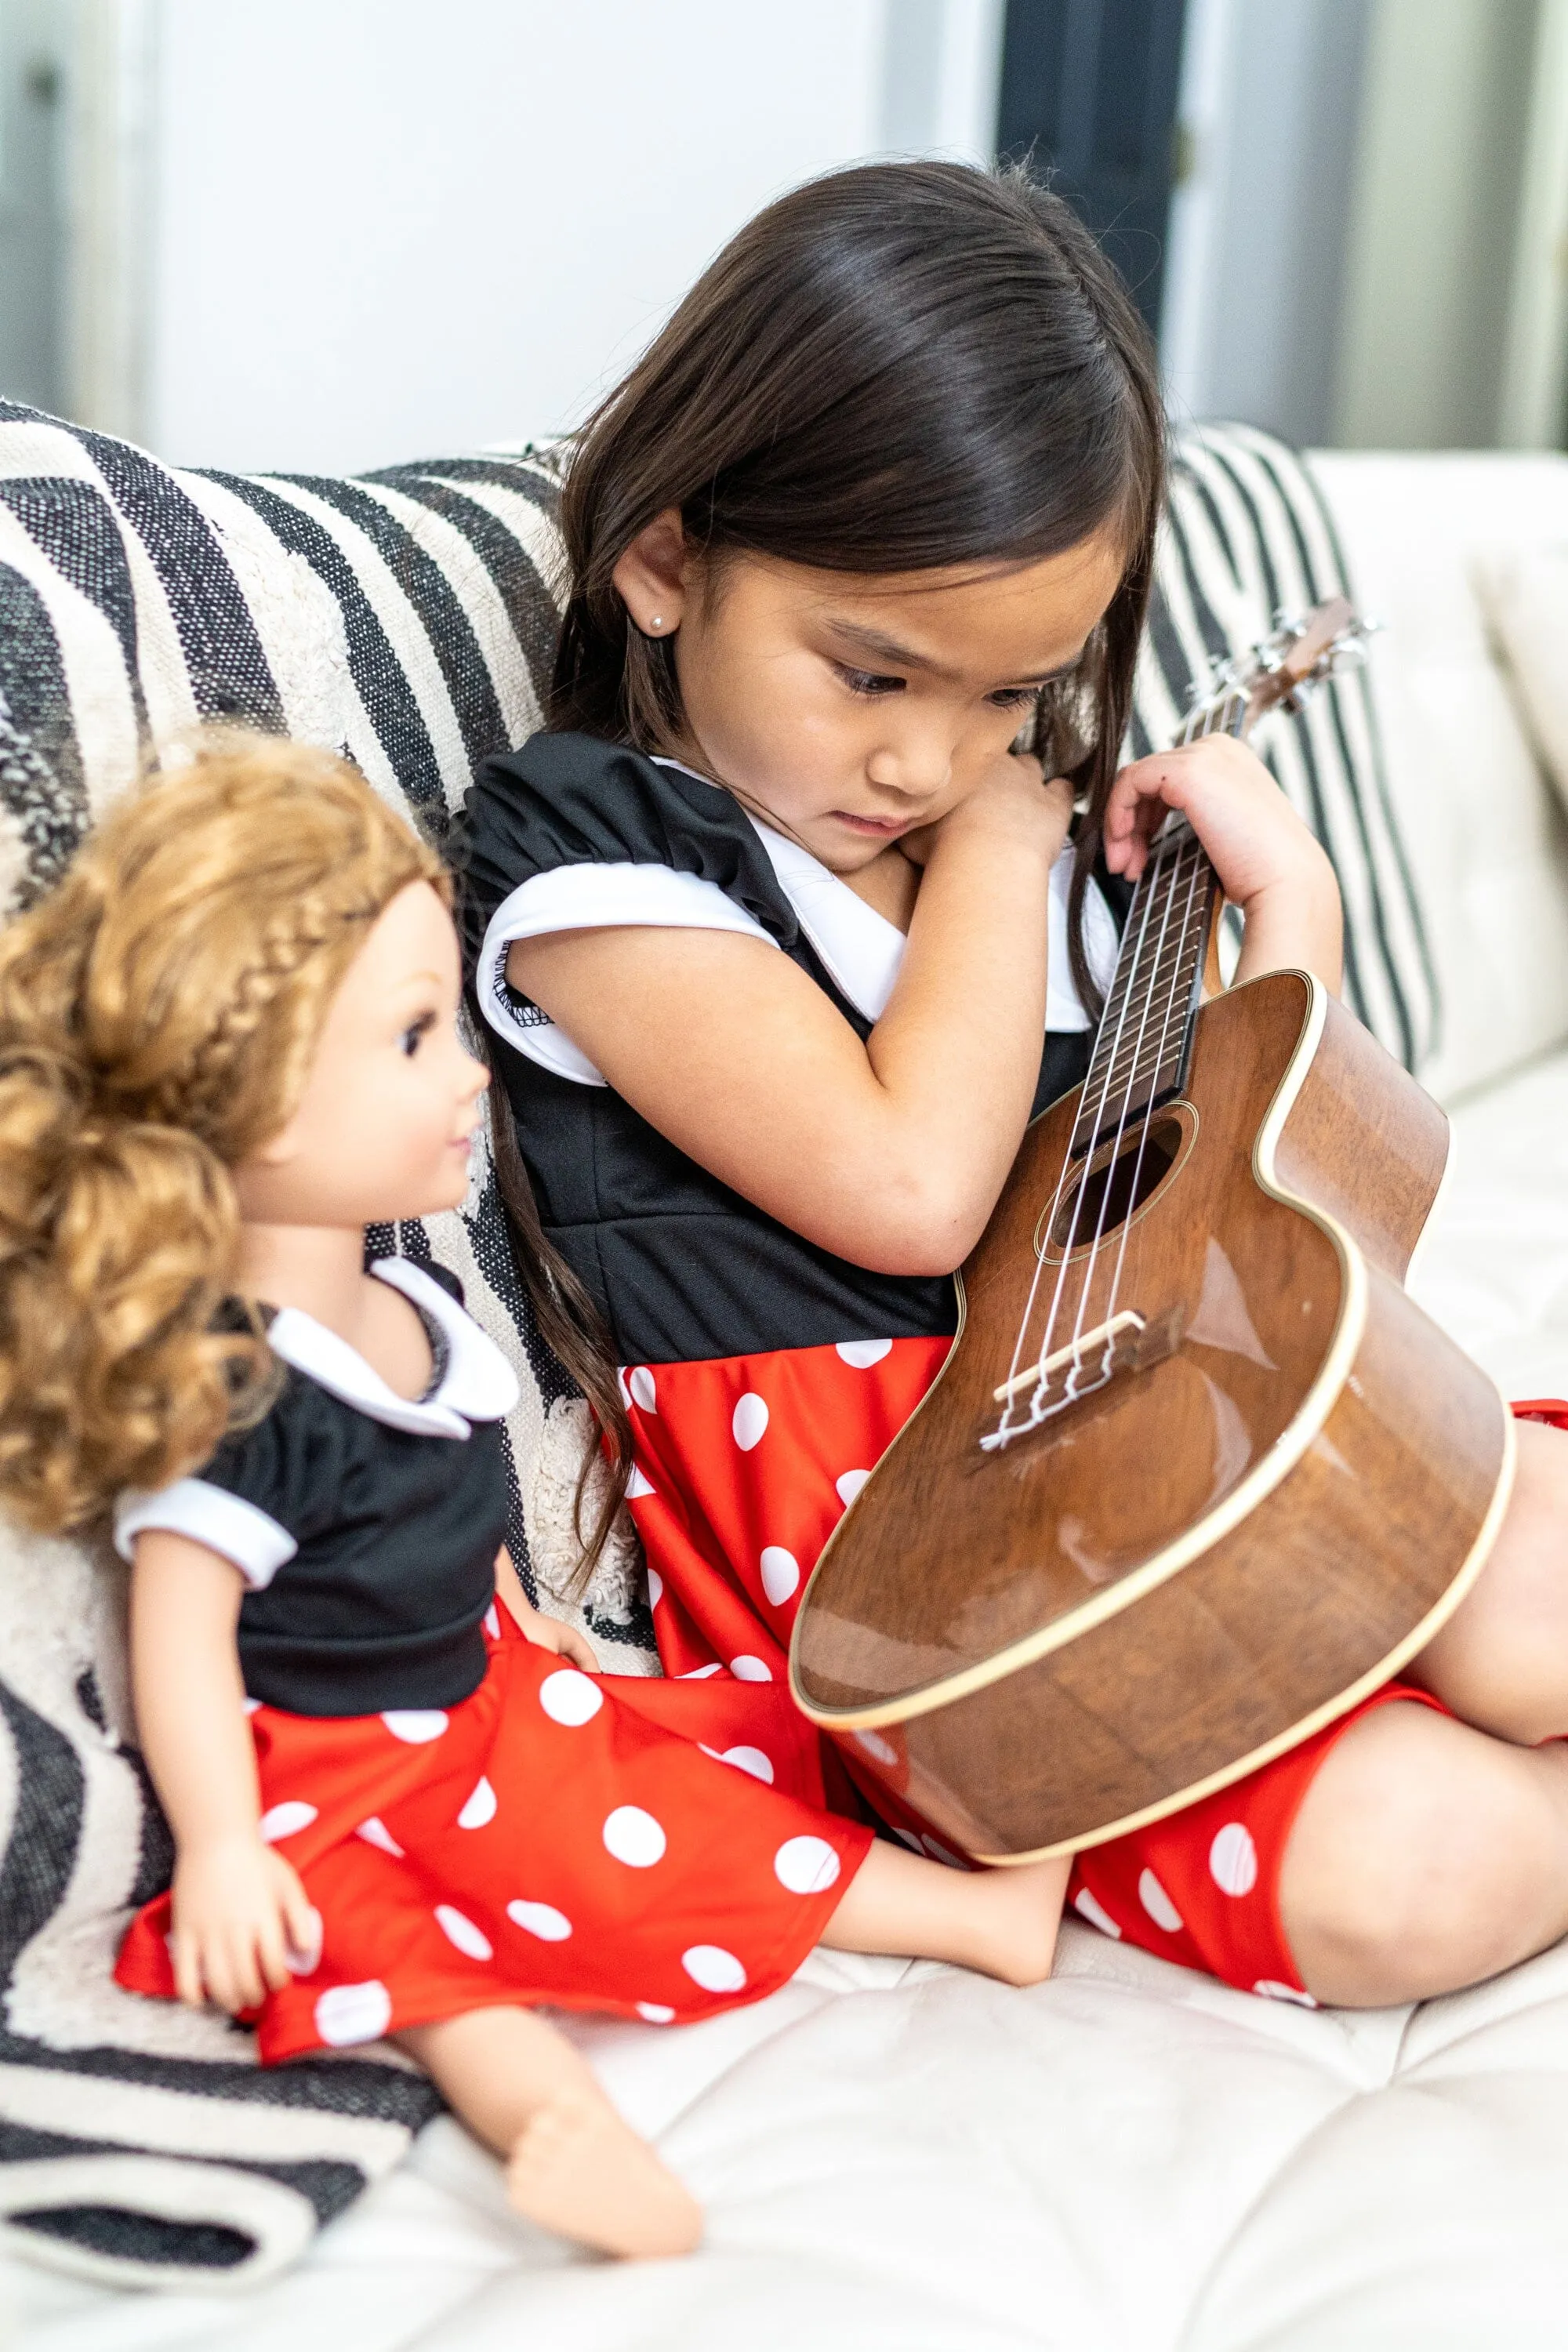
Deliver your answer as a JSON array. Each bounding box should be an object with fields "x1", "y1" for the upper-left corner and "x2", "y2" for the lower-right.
[
  {"x1": 0, "y1": 735, "x2": 1076, "y2": 2263},
  {"x1": 456, "y1": 160, "x2": 1568, "y2": 2016}
]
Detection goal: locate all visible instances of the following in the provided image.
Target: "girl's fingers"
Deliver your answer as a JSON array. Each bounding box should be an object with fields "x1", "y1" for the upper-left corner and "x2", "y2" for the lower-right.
[
  {"x1": 171, "y1": 1930, "x2": 205, "y2": 2009},
  {"x1": 562, "y1": 1628, "x2": 600, "y2": 1672},
  {"x1": 255, "y1": 1904, "x2": 292, "y2": 1996},
  {"x1": 223, "y1": 1928, "x2": 264, "y2": 2014}
]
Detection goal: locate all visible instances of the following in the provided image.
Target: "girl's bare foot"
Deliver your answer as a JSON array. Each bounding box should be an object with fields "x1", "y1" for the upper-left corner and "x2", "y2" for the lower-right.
[{"x1": 506, "y1": 2080, "x2": 702, "y2": 2259}]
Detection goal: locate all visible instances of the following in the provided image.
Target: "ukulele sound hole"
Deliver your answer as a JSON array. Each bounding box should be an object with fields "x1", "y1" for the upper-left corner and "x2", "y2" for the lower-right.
[{"x1": 1044, "y1": 1115, "x2": 1186, "y2": 1255}]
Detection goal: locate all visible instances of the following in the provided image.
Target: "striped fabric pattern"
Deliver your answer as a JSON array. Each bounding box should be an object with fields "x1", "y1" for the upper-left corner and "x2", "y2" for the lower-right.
[{"x1": 0, "y1": 402, "x2": 1435, "y2": 2284}]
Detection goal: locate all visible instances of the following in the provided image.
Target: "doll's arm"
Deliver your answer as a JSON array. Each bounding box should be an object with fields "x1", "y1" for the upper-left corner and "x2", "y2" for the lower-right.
[
  {"x1": 493, "y1": 1544, "x2": 600, "y2": 1671},
  {"x1": 130, "y1": 1530, "x2": 318, "y2": 2012}
]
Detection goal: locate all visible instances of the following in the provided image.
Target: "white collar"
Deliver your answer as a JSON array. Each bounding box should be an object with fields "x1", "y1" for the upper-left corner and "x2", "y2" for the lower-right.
[
  {"x1": 266, "y1": 1258, "x2": 520, "y2": 1439},
  {"x1": 649, "y1": 757, "x2": 904, "y2": 1020}
]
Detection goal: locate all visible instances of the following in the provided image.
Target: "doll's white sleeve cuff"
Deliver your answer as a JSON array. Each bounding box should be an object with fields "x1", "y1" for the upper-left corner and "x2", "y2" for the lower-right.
[{"x1": 114, "y1": 1478, "x2": 298, "y2": 1589}]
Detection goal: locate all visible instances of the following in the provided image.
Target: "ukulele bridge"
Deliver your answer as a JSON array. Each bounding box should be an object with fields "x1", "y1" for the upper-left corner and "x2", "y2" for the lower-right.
[{"x1": 981, "y1": 1305, "x2": 1186, "y2": 1449}]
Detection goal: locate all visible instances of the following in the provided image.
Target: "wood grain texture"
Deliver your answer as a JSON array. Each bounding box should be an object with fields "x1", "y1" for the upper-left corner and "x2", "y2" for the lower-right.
[{"x1": 790, "y1": 974, "x2": 1508, "y2": 1855}]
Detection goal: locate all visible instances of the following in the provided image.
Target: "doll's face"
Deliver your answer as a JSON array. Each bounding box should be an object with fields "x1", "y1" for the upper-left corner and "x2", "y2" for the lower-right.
[{"x1": 234, "y1": 880, "x2": 488, "y2": 1229}]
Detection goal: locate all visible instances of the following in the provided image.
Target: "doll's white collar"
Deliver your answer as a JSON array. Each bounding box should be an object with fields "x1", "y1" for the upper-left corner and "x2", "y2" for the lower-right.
[{"x1": 266, "y1": 1259, "x2": 519, "y2": 1439}]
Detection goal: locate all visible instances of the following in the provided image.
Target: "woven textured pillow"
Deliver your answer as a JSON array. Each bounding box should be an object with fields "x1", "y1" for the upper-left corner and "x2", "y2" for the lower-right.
[{"x1": 0, "y1": 401, "x2": 1437, "y2": 2284}]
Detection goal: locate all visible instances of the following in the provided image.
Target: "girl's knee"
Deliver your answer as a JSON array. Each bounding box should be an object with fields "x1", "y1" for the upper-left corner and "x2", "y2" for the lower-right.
[{"x1": 1280, "y1": 1705, "x2": 1562, "y2": 2003}]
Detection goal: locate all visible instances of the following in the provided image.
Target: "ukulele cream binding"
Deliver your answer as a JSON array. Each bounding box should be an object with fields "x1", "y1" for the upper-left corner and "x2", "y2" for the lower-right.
[{"x1": 789, "y1": 604, "x2": 1514, "y2": 1863}]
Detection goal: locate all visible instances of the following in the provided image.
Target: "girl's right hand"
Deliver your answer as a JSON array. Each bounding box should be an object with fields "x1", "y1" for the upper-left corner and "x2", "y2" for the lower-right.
[
  {"x1": 900, "y1": 751, "x2": 1073, "y2": 870},
  {"x1": 169, "y1": 1833, "x2": 320, "y2": 2013}
]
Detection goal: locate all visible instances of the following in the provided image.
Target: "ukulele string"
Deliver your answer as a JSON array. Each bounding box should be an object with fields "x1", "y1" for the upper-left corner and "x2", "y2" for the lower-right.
[
  {"x1": 993, "y1": 844, "x2": 1165, "y2": 1443},
  {"x1": 1096, "y1": 684, "x2": 1241, "y2": 1358},
  {"x1": 989, "y1": 672, "x2": 1232, "y2": 1448},
  {"x1": 1054, "y1": 825, "x2": 1200, "y2": 1410}
]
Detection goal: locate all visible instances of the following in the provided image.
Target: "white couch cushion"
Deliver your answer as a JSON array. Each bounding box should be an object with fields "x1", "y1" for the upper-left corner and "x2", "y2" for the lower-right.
[{"x1": 1308, "y1": 451, "x2": 1568, "y2": 1104}]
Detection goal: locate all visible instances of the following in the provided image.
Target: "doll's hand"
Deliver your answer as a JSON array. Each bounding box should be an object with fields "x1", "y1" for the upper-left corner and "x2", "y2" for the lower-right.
[
  {"x1": 169, "y1": 1833, "x2": 320, "y2": 2013},
  {"x1": 1102, "y1": 735, "x2": 1341, "y2": 987}
]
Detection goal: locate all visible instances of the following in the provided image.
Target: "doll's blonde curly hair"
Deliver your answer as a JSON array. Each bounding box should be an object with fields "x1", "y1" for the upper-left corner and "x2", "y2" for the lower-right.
[{"x1": 0, "y1": 733, "x2": 446, "y2": 1533}]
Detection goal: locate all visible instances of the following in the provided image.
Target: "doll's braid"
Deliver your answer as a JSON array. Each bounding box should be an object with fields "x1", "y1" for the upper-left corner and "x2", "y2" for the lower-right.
[{"x1": 0, "y1": 732, "x2": 445, "y2": 1533}]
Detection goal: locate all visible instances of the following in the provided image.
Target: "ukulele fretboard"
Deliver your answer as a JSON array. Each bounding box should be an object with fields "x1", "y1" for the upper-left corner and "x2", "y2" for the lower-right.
[{"x1": 1069, "y1": 823, "x2": 1218, "y2": 1163}]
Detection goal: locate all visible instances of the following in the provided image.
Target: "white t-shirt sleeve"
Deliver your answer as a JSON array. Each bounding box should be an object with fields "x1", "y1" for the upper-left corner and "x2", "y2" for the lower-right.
[{"x1": 475, "y1": 862, "x2": 779, "y2": 1085}]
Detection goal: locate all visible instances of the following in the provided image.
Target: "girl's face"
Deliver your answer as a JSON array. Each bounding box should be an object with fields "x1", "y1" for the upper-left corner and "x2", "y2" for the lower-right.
[
  {"x1": 234, "y1": 880, "x2": 489, "y2": 1229},
  {"x1": 613, "y1": 515, "x2": 1126, "y2": 873}
]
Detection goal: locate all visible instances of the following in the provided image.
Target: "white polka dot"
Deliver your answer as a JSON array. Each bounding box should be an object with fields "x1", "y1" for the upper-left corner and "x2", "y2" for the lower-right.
[
  {"x1": 637, "y1": 2002, "x2": 676, "y2": 2024},
  {"x1": 355, "y1": 1816, "x2": 405, "y2": 1859},
  {"x1": 506, "y1": 1899, "x2": 572, "y2": 1942},
  {"x1": 628, "y1": 1366, "x2": 657, "y2": 1412},
  {"x1": 759, "y1": 1546, "x2": 800, "y2": 1606},
  {"x1": 1138, "y1": 1867, "x2": 1185, "y2": 1933},
  {"x1": 603, "y1": 1805, "x2": 666, "y2": 1867},
  {"x1": 679, "y1": 1661, "x2": 723, "y2": 1679},
  {"x1": 616, "y1": 1367, "x2": 633, "y2": 1407},
  {"x1": 729, "y1": 1654, "x2": 772, "y2": 1682},
  {"x1": 893, "y1": 1827, "x2": 924, "y2": 1852},
  {"x1": 434, "y1": 1904, "x2": 493, "y2": 1961},
  {"x1": 1210, "y1": 1822, "x2": 1258, "y2": 1897},
  {"x1": 484, "y1": 1602, "x2": 502, "y2": 1641},
  {"x1": 775, "y1": 1835, "x2": 841, "y2": 1894},
  {"x1": 1253, "y1": 1979, "x2": 1318, "y2": 2006},
  {"x1": 647, "y1": 1569, "x2": 664, "y2": 1609},
  {"x1": 285, "y1": 1908, "x2": 324, "y2": 1976},
  {"x1": 855, "y1": 1729, "x2": 898, "y2": 1765},
  {"x1": 242, "y1": 1696, "x2": 263, "y2": 1715},
  {"x1": 921, "y1": 1834, "x2": 964, "y2": 1867},
  {"x1": 259, "y1": 1800, "x2": 318, "y2": 1844},
  {"x1": 837, "y1": 1338, "x2": 893, "y2": 1367},
  {"x1": 314, "y1": 1980, "x2": 393, "y2": 2046},
  {"x1": 380, "y1": 1709, "x2": 449, "y2": 1744},
  {"x1": 718, "y1": 1744, "x2": 775, "y2": 1784},
  {"x1": 539, "y1": 1668, "x2": 604, "y2": 1726},
  {"x1": 681, "y1": 1944, "x2": 747, "y2": 1993},
  {"x1": 732, "y1": 1392, "x2": 769, "y2": 1450},
  {"x1": 835, "y1": 1468, "x2": 870, "y2": 1506},
  {"x1": 1073, "y1": 1889, "x2": 1123, "y2": 1939},
  {"x1": 457, "y1": 1777, "x2": 497, "y2": 1830},
  {"x1": 626, "y1": 1465, "x2": 655, "y2": 1499}
]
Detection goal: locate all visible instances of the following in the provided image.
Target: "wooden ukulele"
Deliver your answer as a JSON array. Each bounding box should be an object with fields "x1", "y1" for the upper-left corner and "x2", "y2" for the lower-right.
[{"x1": 789, "y1": 602, "x2": 1514, "y2": 1862}]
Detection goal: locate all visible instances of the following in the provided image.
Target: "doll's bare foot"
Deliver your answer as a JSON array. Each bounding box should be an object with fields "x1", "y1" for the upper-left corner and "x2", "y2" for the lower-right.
[
  {"x1": 507, "y1": 2080, "x2": 702, "y2": 2259},
  {"x1": 821, "y1": 1841, "x2": 1071, "y2": 1985}
]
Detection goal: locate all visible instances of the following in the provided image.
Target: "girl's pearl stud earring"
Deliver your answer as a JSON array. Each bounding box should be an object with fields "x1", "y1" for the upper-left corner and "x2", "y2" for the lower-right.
[{"x1": 648, "y1": 614, "x2": 664, "y2": 632}]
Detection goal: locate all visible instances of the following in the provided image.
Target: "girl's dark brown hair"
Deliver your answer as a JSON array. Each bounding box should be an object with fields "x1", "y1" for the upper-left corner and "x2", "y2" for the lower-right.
[{"x1": 501, "y1": 161, "x2": 1163, "y2": 1575}]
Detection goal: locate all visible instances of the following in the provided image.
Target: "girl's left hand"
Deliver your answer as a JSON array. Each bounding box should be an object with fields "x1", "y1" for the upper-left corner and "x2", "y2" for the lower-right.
[{"x1": 1102, "y1": 735, "x2": 1342, "y2": 992}]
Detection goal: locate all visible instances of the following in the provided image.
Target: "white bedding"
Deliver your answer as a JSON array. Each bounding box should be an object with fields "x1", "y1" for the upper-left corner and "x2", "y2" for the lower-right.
[{"x1": 11, "y1": 1046, "x2": 1568, "y2": 2352}]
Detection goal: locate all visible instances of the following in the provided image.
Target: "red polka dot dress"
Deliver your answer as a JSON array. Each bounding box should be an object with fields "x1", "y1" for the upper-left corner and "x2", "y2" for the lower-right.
[
  {"x1": 113, "y1": 1261, "x2": 871, "y2": 2059},
  {"x1": 456, "y1": 732, "x2": 1545, "y2": 2009}
]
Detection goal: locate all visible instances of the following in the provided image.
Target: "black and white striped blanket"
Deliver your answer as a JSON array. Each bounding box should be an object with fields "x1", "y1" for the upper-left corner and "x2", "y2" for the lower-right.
[{"x1": 0, "y1": 402, "x2": 1436, "y2": 2286}]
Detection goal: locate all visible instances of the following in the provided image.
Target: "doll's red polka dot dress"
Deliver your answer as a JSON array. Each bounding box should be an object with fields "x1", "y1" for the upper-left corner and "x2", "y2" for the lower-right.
[{"x1": 114, "y1": 1260, "x2": 870, "y2": 2060}]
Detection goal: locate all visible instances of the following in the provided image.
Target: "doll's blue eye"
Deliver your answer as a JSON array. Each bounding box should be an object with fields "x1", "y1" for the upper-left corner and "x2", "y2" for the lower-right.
[{"x1": 401, "y1": 1012, "x2": 436, "y2": 1057}]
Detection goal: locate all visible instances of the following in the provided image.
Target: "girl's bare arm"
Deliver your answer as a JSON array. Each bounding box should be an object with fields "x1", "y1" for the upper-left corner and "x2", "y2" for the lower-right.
[
  {"x1": 509, "y1": 757, "x2": 1071, "y2": 1276},
  {"x1": 131, "y1": 1531, "x2": 316, "y2": 2011}
]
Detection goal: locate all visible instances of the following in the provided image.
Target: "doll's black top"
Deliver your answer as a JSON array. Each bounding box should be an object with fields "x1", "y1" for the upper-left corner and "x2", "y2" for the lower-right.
[
  {"x1": 113, "y1": 1261, "x2": 518, "y2": 1717},
  {"x1": 450, "y1": 729, "x2": 1128, "y2": 1368}
]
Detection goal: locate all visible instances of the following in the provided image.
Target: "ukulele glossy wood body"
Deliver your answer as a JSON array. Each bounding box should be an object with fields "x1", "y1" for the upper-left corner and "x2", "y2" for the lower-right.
[{"x1": 789, "y1": 970, "x2": 1514, "y2": 1860}]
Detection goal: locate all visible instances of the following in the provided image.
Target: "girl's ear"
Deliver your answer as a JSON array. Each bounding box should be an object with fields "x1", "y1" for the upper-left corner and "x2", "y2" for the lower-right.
[{"x1": 612, "y1": 509, "x2": 691, "y2": 637}]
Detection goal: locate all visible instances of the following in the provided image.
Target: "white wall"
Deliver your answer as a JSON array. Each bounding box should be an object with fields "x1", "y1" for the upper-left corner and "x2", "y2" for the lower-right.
[{"x1": 143, "y1": 0, "x2": 1001, "y2": 476}]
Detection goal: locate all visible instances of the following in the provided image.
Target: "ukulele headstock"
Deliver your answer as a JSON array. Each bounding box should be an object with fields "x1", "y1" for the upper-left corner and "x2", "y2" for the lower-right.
[{"x1": 1181, "y1": 598, "x2": 1377, "y2": 741}]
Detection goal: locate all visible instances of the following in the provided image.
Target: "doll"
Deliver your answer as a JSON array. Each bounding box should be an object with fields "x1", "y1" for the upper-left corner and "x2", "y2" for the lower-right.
[{"x1": 0, "y1": 735, "x2": 1069, "y2": 2262}]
